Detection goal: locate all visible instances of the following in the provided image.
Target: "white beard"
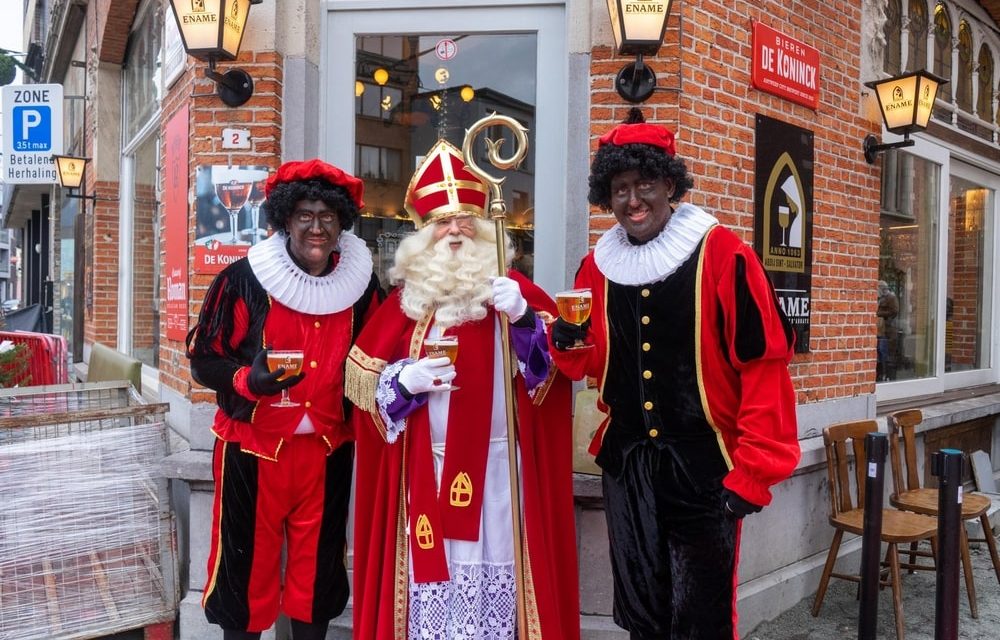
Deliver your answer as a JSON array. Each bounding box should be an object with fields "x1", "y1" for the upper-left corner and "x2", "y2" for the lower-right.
[{"x1": 390, "y1": 226, "x2": 499, "y2": 327}]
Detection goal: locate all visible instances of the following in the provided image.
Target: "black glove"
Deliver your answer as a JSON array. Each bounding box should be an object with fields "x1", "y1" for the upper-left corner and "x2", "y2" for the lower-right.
[
  {"x1": 247, "y1": 348, "x2": 305, "y2": 397},
  {"x1": 551, "y1": 317, "x2": 590, "y2": 351},
  {"x1": 722, "y1": 488, "x2": 762, "y2": 519}
]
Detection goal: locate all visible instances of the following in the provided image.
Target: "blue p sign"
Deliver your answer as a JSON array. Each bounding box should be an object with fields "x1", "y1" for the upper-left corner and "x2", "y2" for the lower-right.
[{"x1": 12, "y1": 106, "x2": 51, "y2": 152}]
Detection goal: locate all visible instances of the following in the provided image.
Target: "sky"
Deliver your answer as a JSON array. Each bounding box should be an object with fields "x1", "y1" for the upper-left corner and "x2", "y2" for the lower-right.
[
  {"x1": 0, "y1": 2, "x2": 24, "y2": 157},
  {"x1": 1, "y1": 1, "x2": 23, "y2": 76}
]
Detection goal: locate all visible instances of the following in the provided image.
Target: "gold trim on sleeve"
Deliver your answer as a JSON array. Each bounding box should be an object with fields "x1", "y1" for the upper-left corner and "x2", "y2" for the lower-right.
[{"x1": 345, "y1": 345, "x2": 387, "y2": 414}]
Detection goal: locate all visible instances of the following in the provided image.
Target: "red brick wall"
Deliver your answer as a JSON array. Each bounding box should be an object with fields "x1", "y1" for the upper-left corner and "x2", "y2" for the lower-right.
[
  {"x1": 85, "y1": 180, "x2": 122, "y2": 348},
  {"x1": 159, "y1": 50, "x2": 284, "y2": 402},
  {"x1": 590, "y1": 1, "x2": 879, "y2": 404},
  {"x1": 95, "y1": 0, "x2": 140, "y2": 64},
  {"x1": 948, "y1": 199, "x2": 983, "y2": 367},
  {"x1": 82, "y1": 1, "x2": 131, "y2": 349},
  {"x1": 132, "y1": 182, "x2": 157, "y2": 361}
]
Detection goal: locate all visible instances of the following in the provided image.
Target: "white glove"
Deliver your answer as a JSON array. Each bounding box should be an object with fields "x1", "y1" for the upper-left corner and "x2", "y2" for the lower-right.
[
  {"x1": 398, "y1": 357, "x2": 456, "y2": 395},
  {"x1": 492, "y1": 276, "x2": 528, "y2": 322}
]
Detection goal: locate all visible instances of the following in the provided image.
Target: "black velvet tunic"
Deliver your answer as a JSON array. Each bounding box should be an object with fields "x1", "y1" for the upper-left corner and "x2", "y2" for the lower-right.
[
  {"x1": 597, "y1": 242, "x2": 738, "y2": 640},
  {"x1": 596, "y1": 240, "x2": 729, "y2": 491}
]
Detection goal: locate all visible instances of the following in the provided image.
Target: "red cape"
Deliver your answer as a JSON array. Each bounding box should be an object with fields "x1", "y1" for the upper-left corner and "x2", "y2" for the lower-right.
[{"x1": 346, "y1": 270, "x2": 580, "y2": 639}]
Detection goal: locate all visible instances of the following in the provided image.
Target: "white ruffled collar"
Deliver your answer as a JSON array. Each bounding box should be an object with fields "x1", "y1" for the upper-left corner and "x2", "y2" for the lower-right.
[
  {"x1": 246, "y1": 231, "x2": 373, "y2": 315},
  {"x1": 593, "y1": 203, "x2": 718, "y2": 285}
]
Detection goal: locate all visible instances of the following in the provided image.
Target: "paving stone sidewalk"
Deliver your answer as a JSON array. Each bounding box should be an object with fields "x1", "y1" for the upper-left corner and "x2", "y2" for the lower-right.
[{"x1": 745, "y1": 542, "x2": 1000, "y2": 640}]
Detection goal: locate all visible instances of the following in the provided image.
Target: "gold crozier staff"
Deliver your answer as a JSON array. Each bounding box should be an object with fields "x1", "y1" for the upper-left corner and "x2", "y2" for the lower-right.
[{"x1": 461, "y1": 113, "x2": 531, "y2": 638}]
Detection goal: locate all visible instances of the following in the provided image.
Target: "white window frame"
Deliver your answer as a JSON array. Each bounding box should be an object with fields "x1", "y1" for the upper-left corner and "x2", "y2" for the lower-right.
[
  {"x1": 877, "y1": 132, "x2": 1000, "y2": 402},
  {"x1": 119, "y1": 0, "x2": 164, "y2": 392},
  {"x1": 322, "y1": 0, "x2": 568, "y2": 294}
]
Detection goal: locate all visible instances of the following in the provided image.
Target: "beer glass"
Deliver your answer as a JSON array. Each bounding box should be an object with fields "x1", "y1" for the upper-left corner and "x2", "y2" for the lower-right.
[
  {"x1": 267, "y1": 350, "x2": 305, "y2": 407},
  {"x1": 555, "y1": 288, "x2": 593, "y2": 350},
  {"x1": 423, "y1": 336, "x2": 459, "y2": 390},
  {"x1": 213, "y1": 168, "x2": 252, "y2": 244}
]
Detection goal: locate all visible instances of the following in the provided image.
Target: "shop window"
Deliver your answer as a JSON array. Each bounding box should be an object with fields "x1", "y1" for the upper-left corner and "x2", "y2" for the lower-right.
[
  {"x1": 907, "y1": 0, "x2": 928, "y2": 72},
  {"x1": 879, "y1": 151, "x2": 940, "y2": 382},
  {"x1": 884, "y1": 0, "x2": 902, "y2": 76},
  {"x1": 934, "y1": 3, "x2": 952, "y2": 104},
  {"x1": 878, "y1": 148, "x2": 998, "y2": 398},
  {"x1": 123, "y1": 3, "x2": 163, "y2": 142},
  {"x1": 120, "y1": 0, "x2": 163, "y2": 371},
  {"x1": 130, "y1": 135, "x2": 160, "y2": 369}
]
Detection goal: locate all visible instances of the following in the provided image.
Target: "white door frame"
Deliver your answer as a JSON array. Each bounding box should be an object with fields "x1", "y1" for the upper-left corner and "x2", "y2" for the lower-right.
[{"x1": 323, "y1": 2, "x2": 569, "y2": 293}]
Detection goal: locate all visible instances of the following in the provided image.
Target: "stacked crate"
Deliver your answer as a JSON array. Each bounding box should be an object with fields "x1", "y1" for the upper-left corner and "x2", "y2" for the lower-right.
[{"x1": 0, "y1": 382, "x2": 178, "y2": 640}]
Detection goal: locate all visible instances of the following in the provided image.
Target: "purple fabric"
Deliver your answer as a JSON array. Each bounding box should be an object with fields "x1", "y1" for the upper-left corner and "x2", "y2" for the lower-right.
[
  {"x1": 511, "y1": 313, "x2": 551, "y2": 391},
  {"x1": 384, "y1": 369, "x2": 429, "y2": 423}
]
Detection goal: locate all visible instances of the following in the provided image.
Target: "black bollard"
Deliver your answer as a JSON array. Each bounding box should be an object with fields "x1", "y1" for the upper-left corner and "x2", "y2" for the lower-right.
[
  {"x1": 858, "y1": 432, "x2": 887, "y2": 640},
  {"x1": 932, "y1": 449, "x2": 963, "y2": 640}
]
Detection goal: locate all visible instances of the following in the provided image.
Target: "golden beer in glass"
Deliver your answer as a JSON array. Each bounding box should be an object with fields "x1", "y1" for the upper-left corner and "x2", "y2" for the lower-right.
[
  {"x1": 555, "y1": 289, "x2": 593, "y2": 350},
  {"x1": 423, "y1": 337, "x2": 459, "y2": 389},
  {"x1": 267, "y1": 350, "x2": 304, "y2": 406}
]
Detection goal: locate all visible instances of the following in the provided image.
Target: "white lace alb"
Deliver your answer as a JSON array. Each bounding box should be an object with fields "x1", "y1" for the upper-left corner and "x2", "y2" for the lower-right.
[
  {"x1": 593, "y1": 203, "x2": 717, "y2": 285},
  {"x1": 408, "y1": 561, "x2": 517, "y2": 640}
]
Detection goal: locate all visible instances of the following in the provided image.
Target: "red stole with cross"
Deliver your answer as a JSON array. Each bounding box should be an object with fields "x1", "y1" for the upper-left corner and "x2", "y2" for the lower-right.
[{"x1": 407, "y1": 311, "x2": 497, "y2": 583}]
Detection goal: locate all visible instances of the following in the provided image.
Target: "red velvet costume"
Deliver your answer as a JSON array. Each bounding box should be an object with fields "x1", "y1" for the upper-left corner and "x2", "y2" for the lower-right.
[
  {"x1": 345, "y1": 272, "x2": 580, "y2": 640},
  {"x1": 552, "y1": 214, "x2": 800, "y2": 638},
  {"x1": 187, "y1": 159, "x2": 381, "y2": 634},
  {"x1": 556, "y1": 223, "x2": 799, "y2": 507}
]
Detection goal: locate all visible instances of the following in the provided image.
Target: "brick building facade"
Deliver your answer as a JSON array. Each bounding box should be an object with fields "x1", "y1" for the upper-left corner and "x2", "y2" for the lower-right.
[{"x1": 3, "y1": 0, "x2": 999, "y2": 638}]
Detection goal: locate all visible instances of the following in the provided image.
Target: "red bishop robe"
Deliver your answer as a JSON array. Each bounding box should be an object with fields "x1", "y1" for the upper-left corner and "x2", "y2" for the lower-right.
[{"x1": 345, "y1": 270, "x2": 580, "y2": 640}]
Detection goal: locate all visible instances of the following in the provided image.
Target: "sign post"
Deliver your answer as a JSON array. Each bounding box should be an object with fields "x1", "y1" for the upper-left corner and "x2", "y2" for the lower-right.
[{"x1": 2, "y1": 83, "x2": 64, "y2": 184}]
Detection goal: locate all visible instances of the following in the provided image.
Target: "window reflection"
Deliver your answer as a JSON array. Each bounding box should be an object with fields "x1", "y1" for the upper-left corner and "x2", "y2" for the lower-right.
[
  {"x1": 879, "y1": 151, "x2": 940, "y2": 381},
  {"x1": 946, "y1": 177, "x2": 991, "y2": 372},
  {"x1": 131, "y1": 135, "x2": 160, "y2": 369},
  {"x1": 354, "y1": 34, "x2": 537, "y2": 287}
]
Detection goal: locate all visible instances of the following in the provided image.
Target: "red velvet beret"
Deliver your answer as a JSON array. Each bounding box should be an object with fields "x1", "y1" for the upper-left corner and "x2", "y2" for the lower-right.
[
  {"x1": 598, "y1": 122, "x2": 676, "y2": 156},
  {"x1": 264, "y1": 158, "x2": 365, "y2": 209}
]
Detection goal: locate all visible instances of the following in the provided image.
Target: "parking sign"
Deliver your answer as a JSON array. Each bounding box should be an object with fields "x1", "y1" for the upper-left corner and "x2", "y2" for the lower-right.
[{"x1": 2, "y1": 84, "x2": 63, "y2": 184}]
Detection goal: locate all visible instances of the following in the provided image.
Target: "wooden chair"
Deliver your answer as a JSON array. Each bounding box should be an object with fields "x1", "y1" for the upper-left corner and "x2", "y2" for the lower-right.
[
  {"x1": 812, "y1": 419, "x2": 938, "y2": 640},
  {"x1": 888, "y1": 409, "x2": 1000, "y2": 619}
]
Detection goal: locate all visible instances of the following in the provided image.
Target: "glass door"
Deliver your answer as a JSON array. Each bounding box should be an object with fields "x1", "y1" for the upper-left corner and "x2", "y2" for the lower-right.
[{"x1": 324, "y1": 3, "x2": 567, "y2": 292}]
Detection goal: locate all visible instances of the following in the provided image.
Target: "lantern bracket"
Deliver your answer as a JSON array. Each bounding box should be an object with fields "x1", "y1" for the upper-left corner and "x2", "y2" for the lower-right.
[
  {"x1": 615, "y1": 53, "x2": 657, "y2": 104},
  {"x1": 863, "y1": 133, "x2": 915, "y2": 164},
  {"x1": 206, "y1": 58, "x2": 254, "y2": 108}
]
